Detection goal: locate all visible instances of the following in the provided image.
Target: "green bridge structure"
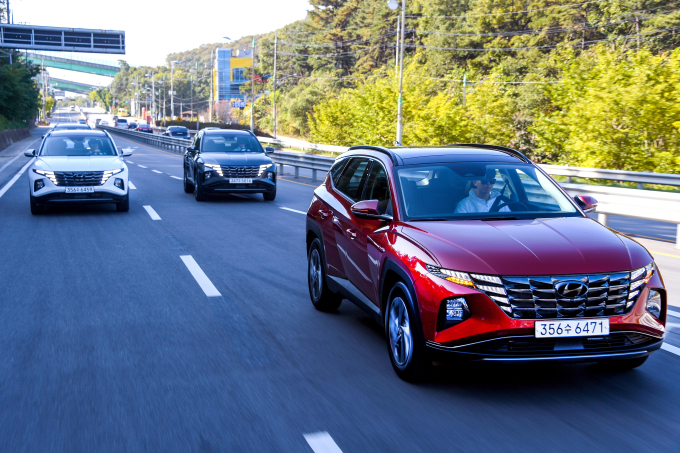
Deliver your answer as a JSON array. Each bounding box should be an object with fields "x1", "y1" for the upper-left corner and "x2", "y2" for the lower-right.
[
  {"x1": 24, "y1": 52, "x2": 120, "y2": 77},
  {"x1": 49, "y1": 78, "x2": 101, "y2": 95}
]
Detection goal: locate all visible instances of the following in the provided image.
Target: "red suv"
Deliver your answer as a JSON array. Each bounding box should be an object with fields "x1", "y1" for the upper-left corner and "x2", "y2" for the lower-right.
[{"x1": 305, "y1": 145, "x2": 667, "y2": 381}]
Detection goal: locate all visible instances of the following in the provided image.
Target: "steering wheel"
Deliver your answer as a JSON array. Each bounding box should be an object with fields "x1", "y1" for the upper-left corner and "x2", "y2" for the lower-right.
[{"x1": 490, "y1": 195, "x2": 528, "y2": 213}]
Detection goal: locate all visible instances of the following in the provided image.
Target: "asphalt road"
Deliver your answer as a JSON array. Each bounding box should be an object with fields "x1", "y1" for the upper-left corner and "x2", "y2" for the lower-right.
[{"x1": 1, "y1": 109, "x2": 679, "y2": 452}]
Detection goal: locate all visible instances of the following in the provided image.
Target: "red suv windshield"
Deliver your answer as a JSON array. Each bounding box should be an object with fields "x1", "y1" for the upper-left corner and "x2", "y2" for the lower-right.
[{"x1": 395, "y1": 162, "x2": 579, "y2": 221}]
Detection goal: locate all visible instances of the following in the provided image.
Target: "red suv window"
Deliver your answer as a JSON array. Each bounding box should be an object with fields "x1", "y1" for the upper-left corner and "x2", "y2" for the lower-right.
[{"x1": 335, "y1": 158, "x2": 370, "y2": 202}]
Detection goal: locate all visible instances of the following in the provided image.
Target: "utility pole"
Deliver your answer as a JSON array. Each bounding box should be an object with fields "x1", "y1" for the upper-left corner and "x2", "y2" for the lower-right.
[
  {"x1": 195, "y1": 62, "x2": 199, "y2": 130},
  {"x1": 190, "y1": 75, "x2": 193, "y2": 122},
  {"x1": 250, "y1": 37, "x2": 255, "y2": 132},
  {"x1": 171, "y1": 61, "x2": 177, "y2": 120},
  {"x1": 250, "y1": 37, "x2": 255, "y2": 133},
  {"x1": 272, "y1": 31, "x2": 277, "y2": 139},
  {"x1": 41, "y1": 60, "x2": 46, "y2": 122},
  {"x1": 209, "y1": 47, "x2": 214, "y2": 122}
]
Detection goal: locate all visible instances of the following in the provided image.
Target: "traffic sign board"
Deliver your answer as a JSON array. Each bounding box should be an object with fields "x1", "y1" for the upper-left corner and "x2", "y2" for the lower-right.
[{"x1": 231, "y1": 101, "x2": 246, "y2": 108}]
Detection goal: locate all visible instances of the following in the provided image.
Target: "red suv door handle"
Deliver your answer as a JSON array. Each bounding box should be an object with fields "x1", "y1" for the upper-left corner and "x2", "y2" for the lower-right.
[
  {"x1": 346, "y1": 228, "x2": 357, "y2": 240},
  {"x1": 318, "y1": 209, "x2": 329, "y2": 219}
]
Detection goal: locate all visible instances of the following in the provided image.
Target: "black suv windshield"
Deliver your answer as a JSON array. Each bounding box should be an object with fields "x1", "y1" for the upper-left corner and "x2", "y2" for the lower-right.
[
  {"x1": 40, "y1": 135, "x2": 117, "y2": 156},
  {"x1": 396, "y1": 162, "x2": 579, "y2": 221},
  {"x1": 201, "y1": 133, "x2": 263, "y2": 153},
  {"x1": 53, "y1": 124, "x2": 90, "y2": 130}
]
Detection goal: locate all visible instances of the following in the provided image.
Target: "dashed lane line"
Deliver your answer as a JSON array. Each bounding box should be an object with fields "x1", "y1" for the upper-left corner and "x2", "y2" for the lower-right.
[
  {"x1": 662, "y1": 343, "x2": 680, "y2": 357},
  {"x1": 668, "y1": 310, "x2": 680, "y2": 318},
  {"x1": 0, "y1": 158, "x2": 35, "y2": 200},
  {"x1": 138, "y1": 165, "x2": 148, "y2": 168},
  {"x1": 304, "y1": 432, "x2": 343, "y2": 453},
  {"x1": 152, "y1": 170, "x2": 163, "y2": 174},
  {"x1": 129, "y1": 181, "x2": 137, "y2": 190},
  {"x1": 170, "y1": 176, "x2": 182, "y2": 180},
  {"x1": 126, "y1": 160, "x2": 134, "y2": 164},
  {"x1": 280, "y1": 207, "x2": 306, "y2": 215},
  {"x1": 180, "y1": 255, "x2": 222, "y2": 297},
  {"x1": 143, "y1": 205, "x2": 161, "y2": 220}
]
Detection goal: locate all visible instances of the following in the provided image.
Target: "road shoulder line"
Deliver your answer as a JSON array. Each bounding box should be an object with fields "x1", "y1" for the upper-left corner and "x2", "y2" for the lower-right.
[{"x1": 0, "y1": 157, "x2": 35, "y2": 200}]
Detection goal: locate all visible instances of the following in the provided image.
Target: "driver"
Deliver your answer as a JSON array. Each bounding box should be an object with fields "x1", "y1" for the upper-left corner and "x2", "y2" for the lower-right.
[
  {"x1": 455, "y1": 171, "x2": 510, "y2": 213},
  {"x1": 89, "y1": 139, "x2": 105, "y2": 156},
  {"x1": 234, "y1": 137, "x2": 250, "y2": 151}
]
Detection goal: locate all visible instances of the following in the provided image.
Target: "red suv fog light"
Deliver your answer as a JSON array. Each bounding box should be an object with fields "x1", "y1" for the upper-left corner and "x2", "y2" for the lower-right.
[{"x1": 438, "y1": 297, "x2": 471, "y2": 331}]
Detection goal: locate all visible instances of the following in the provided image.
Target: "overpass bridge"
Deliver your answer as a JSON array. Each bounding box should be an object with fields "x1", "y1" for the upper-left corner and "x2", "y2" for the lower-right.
[
  {"x1": 24, "y1": 52, "x2": 120, "y2": 77},
  {"x1": 48, "y1": 78, "x2": 101, "y2": 95}
]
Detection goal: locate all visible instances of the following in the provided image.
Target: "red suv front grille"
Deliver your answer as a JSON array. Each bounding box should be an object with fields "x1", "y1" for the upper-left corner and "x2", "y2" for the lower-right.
[{"x1": 473, "y1": 272, "x2": 640, "y2": 319}]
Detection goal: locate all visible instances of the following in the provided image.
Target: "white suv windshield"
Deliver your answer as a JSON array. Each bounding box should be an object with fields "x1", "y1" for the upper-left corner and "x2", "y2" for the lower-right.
[
  {"x1": 40, "y1": 135, "x2": 117, "y2": 156},
  {"x1": 396, "y1": 162, "x2": 579, "y2": 221}
]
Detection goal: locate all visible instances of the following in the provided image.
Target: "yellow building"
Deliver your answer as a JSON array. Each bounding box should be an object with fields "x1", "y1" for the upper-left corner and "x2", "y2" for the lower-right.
[{"x1": 214, "y1": 48, "x2": 252, "y2": 102}]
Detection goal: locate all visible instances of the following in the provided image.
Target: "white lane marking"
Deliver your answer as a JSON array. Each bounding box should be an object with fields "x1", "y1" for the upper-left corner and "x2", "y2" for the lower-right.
[
  {"x1": 662, "y1": 343, "x2": 680, "y2": 357},
  {"x1": 126, "y1": 160, "x2": 134, "y2": 164},
  {"x1": 170, "y1": 176, "x2": 182, "y2": 180},
  {"x1": 129, "y1": 181, "x2": 137, "y2": 190},
  {"x1": 0, "y1": 158, "x2": 35, "y2": 200},
  {"x1": 152, "y1": 170, "x2": 163, "y2": 174},
  {"x1": 138, "y1": 165, "x2": 147, "y2": 168},
  {"x1": 666, "y1": 322, "x2": 680, "y2": 330},
  {"x1": 0, "y1": 152, "x2": 23, "y2": 177},
  {"x1": 143, "y1": 205, "x2": 161, "y2": 220},
  {"x1": 280, "y1": 207, "x2": 306, "y2": 215},
  {"x1": 304, "y1": 432, "x2": 343, "y2": 453},
  {"x1": 180, "y1": 255, "x2": 222, "y2": 297},
  {"x1": 667, "y1": 310, "x2": 680, "y2": 319}
]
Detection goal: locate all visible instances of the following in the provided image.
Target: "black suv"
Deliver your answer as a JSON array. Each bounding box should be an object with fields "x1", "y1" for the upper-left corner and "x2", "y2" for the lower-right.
[{"x1": 183, "y1": 129, "x2": 277, "y2": 201}]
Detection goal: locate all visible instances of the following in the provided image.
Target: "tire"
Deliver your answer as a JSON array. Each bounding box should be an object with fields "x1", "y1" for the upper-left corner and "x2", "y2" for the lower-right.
[
  {"x1": 194, "y1": 171, "x2": 207, "y2": 201},
  {"x1": 183, "y1": 165, "x2": 194, "y2": 193},
  {"x1": 596, "y1": 356, "x2": 648, "y2": 371},
  {"x1": 30, "y1": 195, "x2": 44, "y2": 215},
  {"x1": 263, "y1": 188, "x2": 276, "y2": 201},
  {"x1": 116, "y1": 194, "x2": 129, "y2": 212},
  {"x1": 307, "y1": 238, "x2": 342, "y2": 312},
  {"x1": 385, "y1": 282, "x2": 429, "y2": 382}
]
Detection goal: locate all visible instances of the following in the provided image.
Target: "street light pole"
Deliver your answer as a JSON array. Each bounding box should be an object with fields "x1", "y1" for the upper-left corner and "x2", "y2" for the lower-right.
[
  {"x1": 250, "y1": 37, "x2": 255, "y2": 133},
  {"x1": 273, "y1": 31, "x2": 277, "y2": 139},
  {"x1": 395, "y1": 0, "x2": 407, "y2": 145},
  {"x1": 171, "y1": 61, "x2": 180, "y2": 120}
]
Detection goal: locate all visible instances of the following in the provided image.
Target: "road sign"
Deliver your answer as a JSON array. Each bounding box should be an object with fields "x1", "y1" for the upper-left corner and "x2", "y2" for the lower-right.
[
  {"x1": 147, "y1": 98, "x2": 152, "y2": 101},
  {"x1": 231, "y1": 101, "x2": 246, "y2": 108},
  {"x1": 53, "y1": 90, "x2": 65, "y2": 97}
]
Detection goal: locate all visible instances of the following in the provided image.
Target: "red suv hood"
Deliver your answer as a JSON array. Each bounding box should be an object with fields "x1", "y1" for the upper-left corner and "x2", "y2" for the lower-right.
[{"x1": 401, "y1": 217, "x2": 653, "y2": 276}]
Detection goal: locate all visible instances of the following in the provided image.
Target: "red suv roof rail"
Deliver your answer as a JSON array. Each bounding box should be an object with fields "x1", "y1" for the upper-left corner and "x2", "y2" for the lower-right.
[
  {"x1": 347, "y1": 145, "x2": 399, "y2": 166},
  {"x1": 446, "y1": 143, "x2": 530, "y2": 163}
]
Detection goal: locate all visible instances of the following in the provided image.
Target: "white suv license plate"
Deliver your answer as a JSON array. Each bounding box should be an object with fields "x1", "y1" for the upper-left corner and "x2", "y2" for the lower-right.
[
  {"x1": 535, "y1": 319, "x2": 609, "y2": 338},
  {"x1": 65, "y1": 187, "x2": 95, "y2": 193},
  {"x1": 229, "y1": 178, "x2": 252, "y2": 184}
]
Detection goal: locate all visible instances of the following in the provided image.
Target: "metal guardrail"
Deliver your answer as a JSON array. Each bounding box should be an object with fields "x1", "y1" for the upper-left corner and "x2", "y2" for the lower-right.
[
  {"x1": 99, "y1": 124, "x2": 191, "y2": 152},
  {"x1": 101, "y1": 126, "x2": 680, "y2": 245}
]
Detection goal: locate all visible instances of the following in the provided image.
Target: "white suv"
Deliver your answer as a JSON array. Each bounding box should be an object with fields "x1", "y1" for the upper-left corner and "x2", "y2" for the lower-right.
[{"x1": 26, "y1": 130, "x2": 133, "y2": 214}]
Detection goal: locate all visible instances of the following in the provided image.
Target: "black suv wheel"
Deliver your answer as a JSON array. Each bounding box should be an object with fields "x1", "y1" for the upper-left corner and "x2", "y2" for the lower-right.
[{"x1": 183, "y1": 165, "x2": 194, "y2": 193}]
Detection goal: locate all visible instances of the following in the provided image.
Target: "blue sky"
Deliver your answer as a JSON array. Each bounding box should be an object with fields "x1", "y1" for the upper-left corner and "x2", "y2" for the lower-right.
[{"x1": 11, "y1": 0, "x2": 312, "y2": 89}]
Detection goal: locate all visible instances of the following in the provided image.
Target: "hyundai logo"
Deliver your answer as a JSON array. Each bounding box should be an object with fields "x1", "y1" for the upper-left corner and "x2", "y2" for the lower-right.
[{"x1": 555, "y1": 281, "x2": 588, "y2": 298}]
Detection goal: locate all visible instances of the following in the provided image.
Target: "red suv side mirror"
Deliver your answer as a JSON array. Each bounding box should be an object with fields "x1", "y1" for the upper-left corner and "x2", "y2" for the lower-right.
[
  {"x1": 574, "y1": 195, "x2": 598, "y2": 213},
  {"x1": 351, "y1": 200, "x2": 393, "y2": 221}
]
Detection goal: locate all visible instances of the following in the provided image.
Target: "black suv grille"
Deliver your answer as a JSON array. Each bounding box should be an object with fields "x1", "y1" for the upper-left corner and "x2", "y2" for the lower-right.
[
  {"x1": 219, "y1": 165, "x2": 262, "y2": 178},
  {"x1": 460, "y1": 332, "x2": 656, "y2": 355},
  {"x1": 472, "y1": 271, "x2": 646, "y2": 319},
  {"x1": 54, "y1": 171, "x2": 106, "y2": 186}
]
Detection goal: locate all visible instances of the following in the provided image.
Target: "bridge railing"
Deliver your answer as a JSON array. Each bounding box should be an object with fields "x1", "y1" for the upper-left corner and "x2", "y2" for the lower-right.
[{"x1": 101, "y1": 125, "x2": 680, "y2": 246}]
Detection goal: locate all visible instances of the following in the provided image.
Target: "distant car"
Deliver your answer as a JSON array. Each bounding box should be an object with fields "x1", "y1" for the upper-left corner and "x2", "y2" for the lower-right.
[
  {"x1": 136, "y1": 124, "x2": 153, "y2": 133},
  {"x1": 78, "y1": 119, "x2": 87, "y2": 124},
  {"x1": 127, "y1": 122, "x2": 138, "y2": 130},
  {"x1": 201, "y1": 127, "x2": 221, "y2": 131},
  {"x1": 26, "y1": 129, "x2": 133, "y2": 214},
  {"x1": 115, "y1": 118, "x2": 128, "y2": 129},
  {"x1": 69, "y1": 106, "x2": 75, "y2": 111},
  {"x1": 99, "y1": 120, "x2": 109, "y2": 126},
  {"x1": 163, "y1": 126, "x2": 189, "y2": 138},
  {"x1": 52, "y1": 123, "x2": 91, "y2": 131},
  {"x1": 183, "y1": 129, "x2": 276, "y2": 201}
]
